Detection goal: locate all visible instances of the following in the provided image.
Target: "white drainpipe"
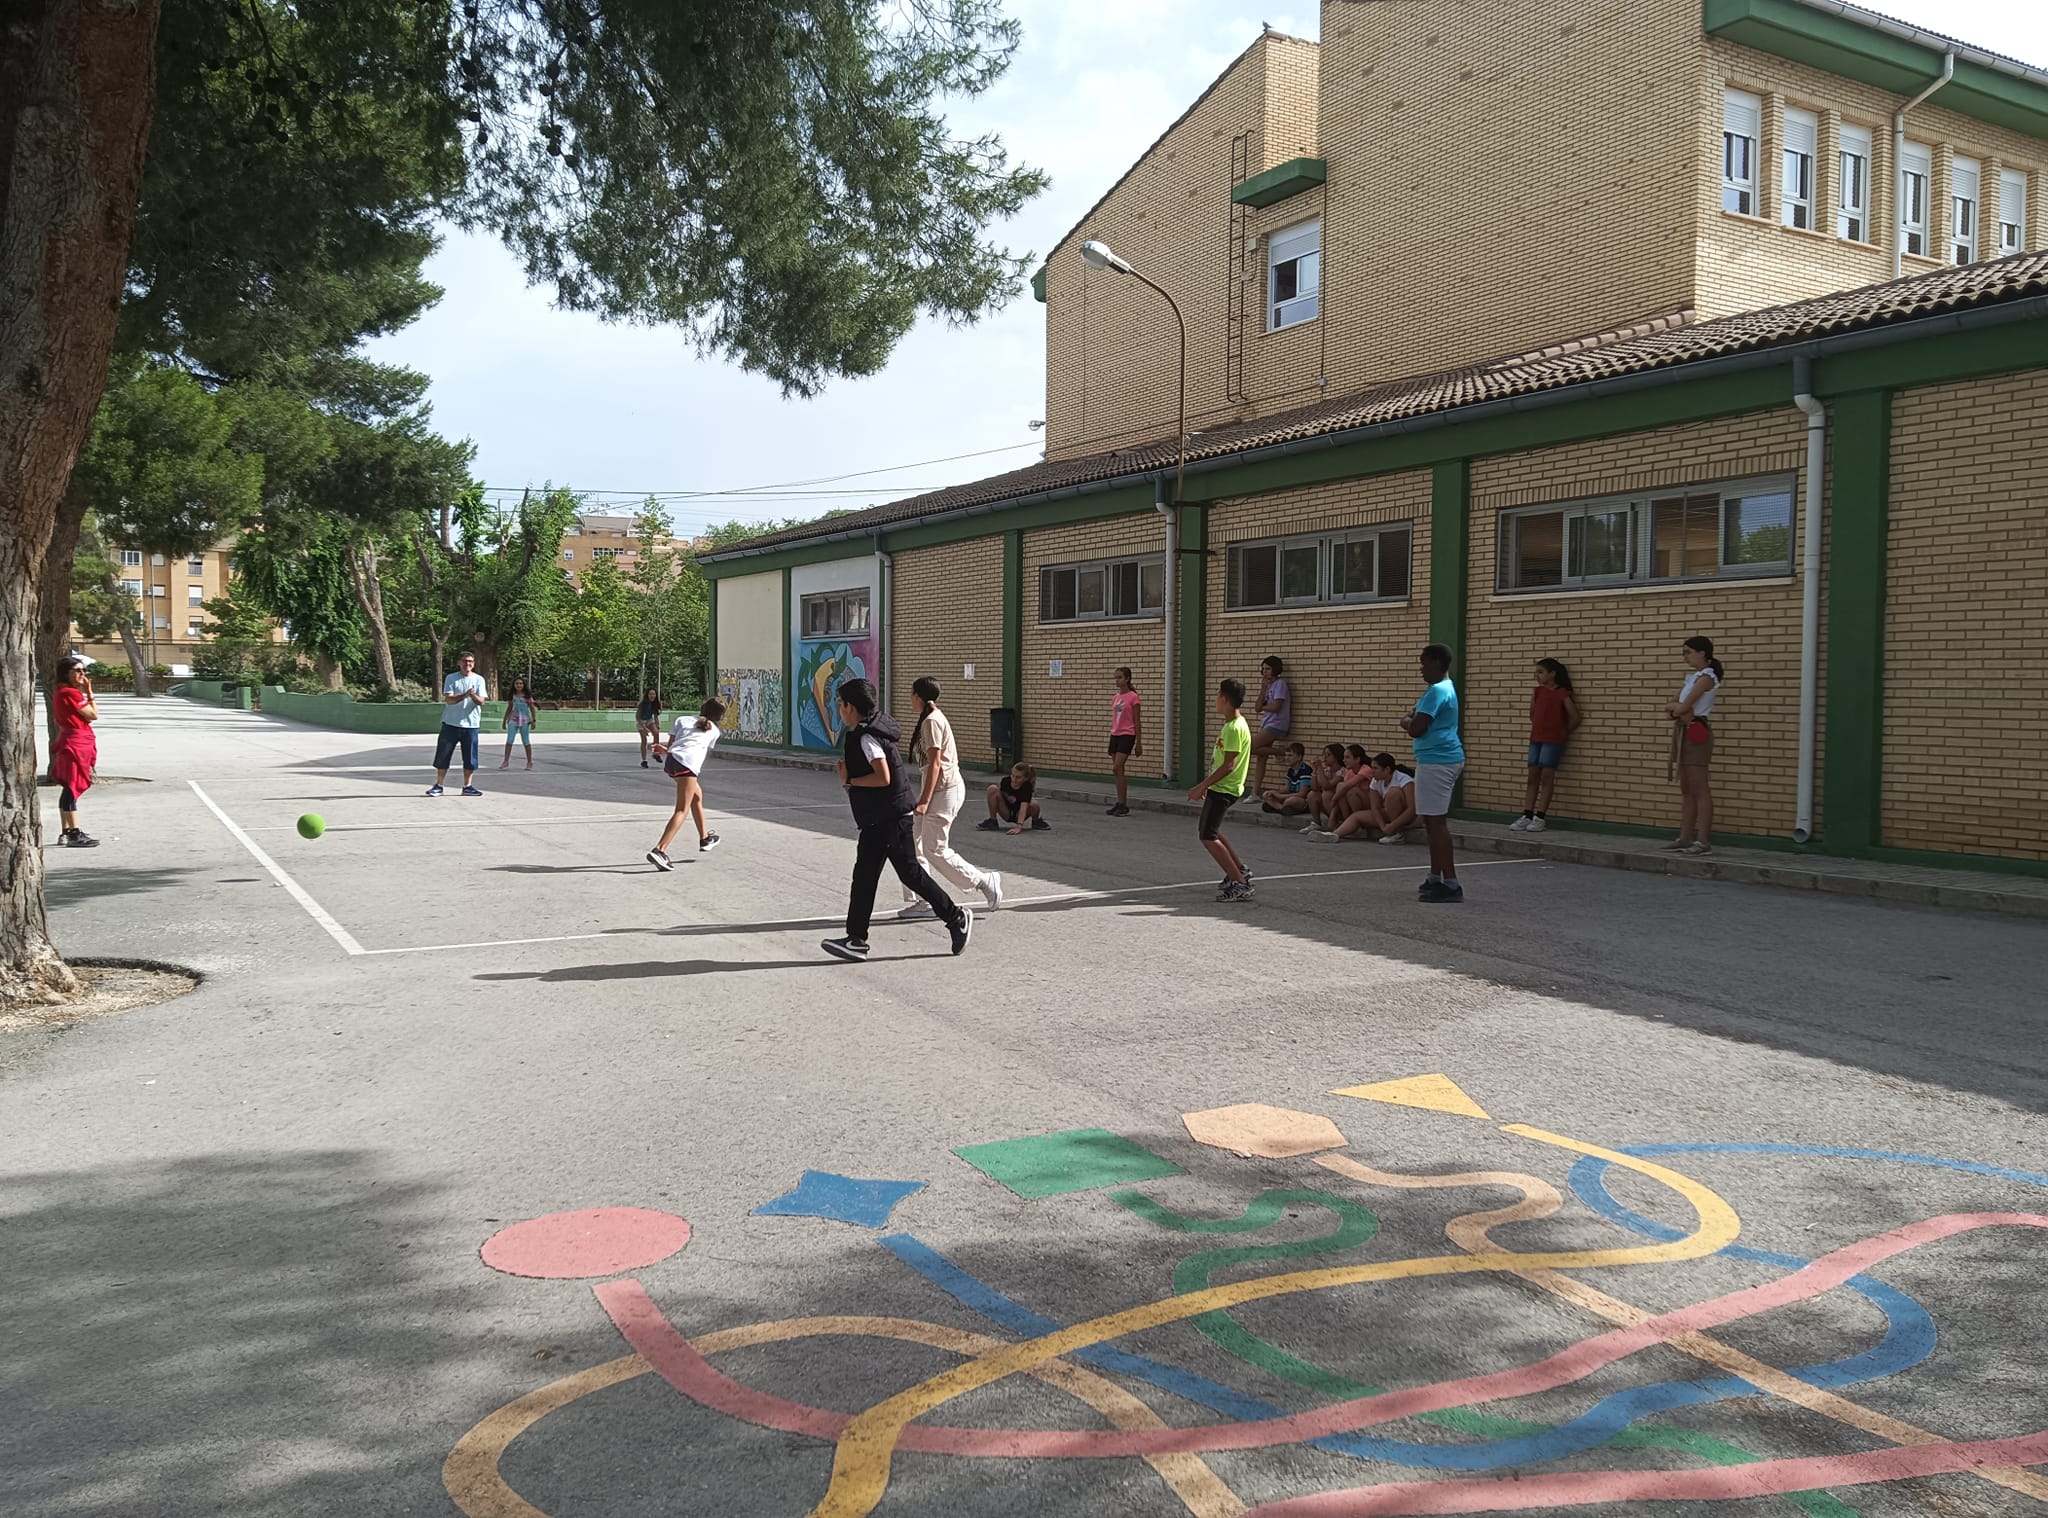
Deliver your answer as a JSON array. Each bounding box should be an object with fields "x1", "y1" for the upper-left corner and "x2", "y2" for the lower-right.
[
  {"x1": 874, "y1": 539, "x2": 894, "y2": 711},
  {"x1": 1792, "y1": 359, "x2": 1826, "y2": 845},
  {"x1": 1893, "y1": 51, "x2": 1955, "y2": 279},
  {"x1": 1156, "y1": 479, "x2": 1176, "y2": 782}
]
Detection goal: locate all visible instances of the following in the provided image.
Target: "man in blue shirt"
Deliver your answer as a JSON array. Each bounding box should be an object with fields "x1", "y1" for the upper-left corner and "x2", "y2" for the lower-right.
[
  {"x1": 428, "y1": 652, "x2": 489, "y2": 797},
  {"x1": 1400, "y1": 643, "x2": 1464, "y2": 902}
]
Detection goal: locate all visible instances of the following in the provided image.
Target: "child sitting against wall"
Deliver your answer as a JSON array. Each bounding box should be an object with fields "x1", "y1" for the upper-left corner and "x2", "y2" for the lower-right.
[
  {"x1": 1303, "y1": 743, "x2": 1350, "y2": 833},
  {"x1": 1319, "y1": 753, "x2": 1417, "y2": 842},
  {"x1": 1262, "y1": 743, "x2": 1313, "y2": 815},
  {"x1": 1316, "y1": 744, "x2": 1375, "y2": 836}
]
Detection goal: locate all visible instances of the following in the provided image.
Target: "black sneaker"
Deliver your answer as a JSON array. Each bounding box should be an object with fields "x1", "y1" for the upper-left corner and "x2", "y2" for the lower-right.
[
  {"x1": 645, "y1": 847, "x2": 672, "y2": 872},
  {"x1": 1217, "y1": 879, "x2": 1252, "y2": 903},
  {"x1": 976, "y1": 817, "x2": 1000, "y2": 832},
  {"x1": 821, "y1": 938, "x2": 870, "y2": 962},
  {"x1": 640, "y1": 758, "x2": 649, "y2": 768},
  {"x1": 62, "y1": 828, "x2": 100, "y2": 848},
  {"x1": 949, "y1": 905, "x2": 974, "y2": 956},
  {"x1": 1031, "y1": 816, "x2": 1051, "y2": 831},
  {"x1": 699, "y1": 832, "x2": 721, "y2": 853},
  {"x1": 1106, "y1": 803, "x2": 1130, "y2": 817},
  {"x1": 1418, "y1": 879, "x2": 1465, "y2": 904}
]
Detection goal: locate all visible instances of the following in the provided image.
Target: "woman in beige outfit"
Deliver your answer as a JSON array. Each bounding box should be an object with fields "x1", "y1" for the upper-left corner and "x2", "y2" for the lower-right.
[{"x1": 899, "y1": 677, "x2": 1004, "y2": 917}]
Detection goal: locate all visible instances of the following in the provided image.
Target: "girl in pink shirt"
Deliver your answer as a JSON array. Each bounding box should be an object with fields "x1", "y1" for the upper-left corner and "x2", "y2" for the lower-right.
[{"x1": 1106, "y1": 666, "x2": 1142, "y2": 817}]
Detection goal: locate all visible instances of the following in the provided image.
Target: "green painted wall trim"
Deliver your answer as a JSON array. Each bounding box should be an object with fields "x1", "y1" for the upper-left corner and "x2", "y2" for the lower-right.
[
  {"x1": 1821, "y1": 389, "x2": 1892, "y2": 852},
  {"x1": 1232, "y1": 156, "x2": 1328, "y2": 207},
  {"x1": 1859, "y1": 844, "x2": 2048, "y2": 882},
  {"x1": 1429, "y1": 460, "x2": 1470, "y2": 663},
  {"x1": 1030, "y1": 266, "x2": 1048, "y2": 303},
  {"x1": 780, "y1": 568, "x2": 794, "y2": 748},
  {"x1": 1176, "y1": 504, "x2": 1209, "y2": 787},
  {"x1": 1812, "y1": 320, "x2": 2048, "y2": 397},
  {"x1": 1704, "y1": 0, "x2": 2048, "y2": 138},
  {"x1": 1001, "y1": 530, "x2": 1023, "y2": 750}
]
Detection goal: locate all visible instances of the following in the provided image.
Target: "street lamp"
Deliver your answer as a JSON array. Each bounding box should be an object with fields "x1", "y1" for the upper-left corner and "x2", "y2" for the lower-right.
[{"x1": 1080, "y1": 240, "x2": 1187, "y2": 508}]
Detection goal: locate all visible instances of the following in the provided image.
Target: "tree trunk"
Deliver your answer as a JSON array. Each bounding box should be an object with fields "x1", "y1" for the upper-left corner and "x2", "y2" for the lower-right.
[
  {"x1": 593, "y1": 666, "x2": 602, "y2": 710},
  {"x1": 471, "y1": 636, "x2": 499, "y2": 697},
  {"x1": 0, "y1": 0, "x2": 161, "y2": 1002},
  {"x1": 428, "y1": 626, "x2": 446, "y2": 690},
  {"x1": 313, "y1": 653, "x2": 343, "y2": 691},
  {"x1": 35, "y1": 480, "x2": 89, "y2": 750},
  {"x1": 116, "y1": 621, "x2": 152, "y2": 696},
  {"x1": 341, "y1": 541, "x2": 396, "y2": 687}
]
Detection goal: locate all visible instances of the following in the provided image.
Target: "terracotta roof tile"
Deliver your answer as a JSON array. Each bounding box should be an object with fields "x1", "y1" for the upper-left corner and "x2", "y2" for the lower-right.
[{"x1": 710, "y1": 251, "x2": 2048, "y2": 557}]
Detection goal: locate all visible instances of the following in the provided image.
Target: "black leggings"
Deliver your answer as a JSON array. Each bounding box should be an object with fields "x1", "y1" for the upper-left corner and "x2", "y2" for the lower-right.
[{"x1": 59, "y1": 787, "x2": 79, "y2": 811}]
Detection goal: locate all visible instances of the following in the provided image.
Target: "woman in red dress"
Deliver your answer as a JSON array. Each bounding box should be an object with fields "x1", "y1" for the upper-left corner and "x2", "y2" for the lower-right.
[{"x1": 49, "y1": 657, "x2": 100, "y2": 848}]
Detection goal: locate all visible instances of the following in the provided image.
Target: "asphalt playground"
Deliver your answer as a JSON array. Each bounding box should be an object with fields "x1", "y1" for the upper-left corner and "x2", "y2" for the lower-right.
[{"x1": 5, "y1": 696, "x2": 2048, "y2": 1518}]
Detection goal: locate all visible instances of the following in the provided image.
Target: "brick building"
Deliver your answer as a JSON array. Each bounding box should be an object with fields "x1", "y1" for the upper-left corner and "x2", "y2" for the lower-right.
[{"x1": 703, "y1": 0, "x2": 2048, "y2": 873}]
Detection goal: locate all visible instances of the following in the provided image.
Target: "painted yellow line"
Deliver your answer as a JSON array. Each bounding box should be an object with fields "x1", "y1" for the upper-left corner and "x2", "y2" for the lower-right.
[
  {"x1": 443, "y1": 1317, "x2": 1244, "y2": 1518},
  {"x1": 806, "y1": 1124, "x2": 1742, "y2": 1518}
]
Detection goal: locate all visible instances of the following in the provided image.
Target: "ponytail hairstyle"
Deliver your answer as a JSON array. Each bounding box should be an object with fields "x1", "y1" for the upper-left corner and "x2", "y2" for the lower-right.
[
  {"x1": 909, "y1": 675, "x2": 942, "y2": 761},
  {"x1": 695, "y1": 697, "x2": 727, "y2": 733},
  {"x1": 1536, "y1": 657, "x2": 1574, "y2": 691},
  {"x1": 1345, "y1": 743, "x2": 1369, "y2": 768},
  {"x1": 1684, "y1": 635, "x2": 1725, "y2": 681}
]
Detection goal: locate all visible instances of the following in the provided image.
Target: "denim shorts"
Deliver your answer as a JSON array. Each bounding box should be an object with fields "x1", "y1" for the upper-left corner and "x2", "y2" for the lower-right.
[
  {"x1": 1526, "y1": 741, "x2": 1567, "y2": 769},
  {"x1": 434, "y1": 723, "x2": 480, "y2": 772}
]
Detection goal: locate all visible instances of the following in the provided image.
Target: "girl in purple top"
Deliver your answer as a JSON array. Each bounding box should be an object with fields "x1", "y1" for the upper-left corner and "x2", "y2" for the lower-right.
[{"x1": 1249, "y1": 655, "x2": 1291, "y2": 798}]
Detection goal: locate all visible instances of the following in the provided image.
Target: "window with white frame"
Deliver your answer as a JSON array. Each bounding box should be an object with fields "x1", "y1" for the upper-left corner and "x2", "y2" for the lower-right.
[
  {"x1": 1267, "y1": 220, "x2": 1319, "y2": 331},
  {"x1": 1838, "y1": 124, "x2": 1872, "y2": 241},
  {"x1": 1781, "y1": 107, "x2": 1817, "y2": 230},
  {"x1": 1999, "y1": 168, "x2": 2028, "y2": 253},
  {"x1": 120, "y1": 549, "x2": 142, "y2": 567},
  {"x1": 801, "y1": 588, "x2": 870, "y2": 637},
  {"x1": 1038, "y1": 555, "x2": 1164, "y2": 623},
  {"x1": 149, "y1": 583, "x2": 165, "y2": 598},
  {"x1": 151, "y1": 553, "x2": 165, "y2": 566},
  {"x1": 1900, "y1": 141, "x2": 1931, "y2": 256},
  {"x1": 1496, "y1": 478, "x2": 1794, "y2": 594},
  {"x1": 187, "y1": 619, "x2": 205, "y2": 638},
  {"x1": 1224, "y1": 523, "x2": 1412, "y2": 611},
  {"x1": 1952, "y1": 155, "x2": 1981, "y2": 263},
  {"x1": 187, "y1": 585, "x2": 203, "y2": 605},
  {"x1": 120, "y1": 578, "x2": 142, "y2": 596},
  {"x1": 1722, "y1": 89, "x2": 1761, "y2": 215},
  {"x1": 187, "y1": 555, "x2": 205, "y2": 575}
]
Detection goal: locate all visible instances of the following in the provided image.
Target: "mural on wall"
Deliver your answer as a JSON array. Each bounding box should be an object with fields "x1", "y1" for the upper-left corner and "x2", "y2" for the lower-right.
[
  {"x1": 716, "y1": 670, "x2": 783, "y2": 742},
  {"x1": 795, "y1": 637, "x2": 874, "y2": 750}
]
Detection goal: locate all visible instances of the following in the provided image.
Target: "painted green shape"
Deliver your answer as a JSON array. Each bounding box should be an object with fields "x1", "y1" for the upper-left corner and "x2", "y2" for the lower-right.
[
  {"x1": 955, "y1": 1128, "x2": 1181, "y2": 1199},
  {"x1": 1030, "y1": 266, "x2": 1047, "y2": 303},
  {"x1": 1112, "y1": 1187, "x2": 1857, "y2": 1518},
  {"x1": 1821, "y1": 389, "x2": 1892, "y2": 853}
]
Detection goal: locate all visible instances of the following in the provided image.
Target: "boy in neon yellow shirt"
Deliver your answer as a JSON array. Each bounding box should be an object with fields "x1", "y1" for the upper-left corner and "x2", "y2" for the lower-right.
[{"x1": 1188, "y1": 678, "x2": 1255, "y2": 902}]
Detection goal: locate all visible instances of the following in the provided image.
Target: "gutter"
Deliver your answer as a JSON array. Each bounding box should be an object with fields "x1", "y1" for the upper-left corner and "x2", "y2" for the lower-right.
[
  {"x1": 1791, "y1": 359, "x2": 1826, "y2": 845},
  {"x1": 1788, "y1": 0, "x2": 2048, "y2": 94},
  {"x1": 701, "y1": 294, "x2": 2048, "y2": 566},
  {"x1": 1893, "y1": 50, "x2": 1956, "y2": 279}
]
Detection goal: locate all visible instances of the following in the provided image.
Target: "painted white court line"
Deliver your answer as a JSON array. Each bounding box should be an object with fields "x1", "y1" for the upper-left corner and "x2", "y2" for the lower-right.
[
  {"x1": 188, "y1": 781, "x2": 366, "y2": 957},
  {"x1": 240, "y1": 801, "x2": 850, "y2": 833},
  {"x1": 355, "y1": 857, "x2": 1540, "y2": 956}
]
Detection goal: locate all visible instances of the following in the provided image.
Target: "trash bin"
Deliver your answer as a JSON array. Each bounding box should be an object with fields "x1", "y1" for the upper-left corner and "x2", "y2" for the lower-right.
[{"x1": 990, "y1": 706, "x2": 1019, "y2": 762}]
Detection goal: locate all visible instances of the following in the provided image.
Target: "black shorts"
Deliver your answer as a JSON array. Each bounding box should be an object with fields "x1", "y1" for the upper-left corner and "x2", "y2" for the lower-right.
[
  {"x1": 1198, "y1": 790, "x2": 1237, "y2": 841},
  {"x1": 1108, "y1": 734, "x2": 1137, "y2": 756}
]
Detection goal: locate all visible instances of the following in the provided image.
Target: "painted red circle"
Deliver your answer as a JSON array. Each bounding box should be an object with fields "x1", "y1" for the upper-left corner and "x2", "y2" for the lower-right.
[{"x1": 480, "y1": 1207, "x2": 691, "y2": 1279}]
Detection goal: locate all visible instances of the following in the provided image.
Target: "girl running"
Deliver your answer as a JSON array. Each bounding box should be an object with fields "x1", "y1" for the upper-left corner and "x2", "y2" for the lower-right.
[
  {"x1": 500, "y1": 676, "x2": 537, "y2": 769},
  {"x1": 645, "y1": 698, "x2": 727, "y2": 870},
  {"x1": 1665, "y1": 636, "x2": 1723, "y2": 855},
  {"x1": 1513, "y1": 658, "x2": 1579, "y2": 831},
  {"x1": 49, "y1": 657, "x2": 100, "y2": 847}
]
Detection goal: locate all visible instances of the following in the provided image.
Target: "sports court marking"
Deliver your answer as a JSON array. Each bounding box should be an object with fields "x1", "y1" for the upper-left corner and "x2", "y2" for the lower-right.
[
  {"x1": 239, "y1": 802, "x2": 849, "y2": 834},
  {"x1": 188, "y1": 782, "x2": 366, "y2": 956}
]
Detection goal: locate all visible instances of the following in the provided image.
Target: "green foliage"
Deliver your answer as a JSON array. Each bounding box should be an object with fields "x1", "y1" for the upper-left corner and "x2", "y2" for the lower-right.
[
  {"x1": 75, "y1": 361, "x2": 264, "y2": 557},
  {"x1": 234, "y1": 525, "x2": 365, "y2": 671},
  {"x1": 559, "y1": 554, "x2": 637, "y2": 701},
  {"x1": 68, "y1": 515, "x2": 138, "y2": 645}
]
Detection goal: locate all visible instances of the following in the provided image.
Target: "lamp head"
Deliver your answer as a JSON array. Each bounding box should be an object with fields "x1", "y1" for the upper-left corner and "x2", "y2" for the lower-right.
[{"x1": 1080, "y1": 239, "x2": 1133, "y2": 275}]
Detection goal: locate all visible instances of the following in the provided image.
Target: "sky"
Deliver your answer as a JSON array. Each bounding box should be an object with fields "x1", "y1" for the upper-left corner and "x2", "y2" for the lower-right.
[{"x1": 367, "y1": 0, "x2": 2048, "y2": 538}]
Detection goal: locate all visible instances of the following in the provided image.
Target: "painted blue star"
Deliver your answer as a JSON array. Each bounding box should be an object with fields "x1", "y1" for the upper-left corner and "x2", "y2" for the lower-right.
[{"x1": 752, "y1": 1170, "x2": 926, "y2": 1229}]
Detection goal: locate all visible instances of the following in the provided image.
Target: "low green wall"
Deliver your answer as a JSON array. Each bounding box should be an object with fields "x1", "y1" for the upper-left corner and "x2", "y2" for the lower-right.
[
  {"x1": 257, "y1": 688, "x2": 654, "y2": 734},
  {"x1": 170, "y1": 680, "x2": 254, "y2": 710}
]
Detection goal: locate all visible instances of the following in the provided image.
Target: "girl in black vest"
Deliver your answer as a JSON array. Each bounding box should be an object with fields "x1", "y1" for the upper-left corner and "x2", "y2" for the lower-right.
[{"x1": 822, "y1": 678, "x2": 973, "y2": 961}]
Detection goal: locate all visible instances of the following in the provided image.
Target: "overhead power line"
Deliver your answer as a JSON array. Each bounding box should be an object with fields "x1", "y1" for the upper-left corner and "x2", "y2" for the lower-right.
[{"x1": 476, "y1": 437, "x2": 1042, "y2": 502}]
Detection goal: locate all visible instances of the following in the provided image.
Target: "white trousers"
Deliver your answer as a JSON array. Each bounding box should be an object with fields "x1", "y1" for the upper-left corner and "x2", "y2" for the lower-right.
[{"x1": 904, "y1": 776, "x2": 989, "y2": 899}]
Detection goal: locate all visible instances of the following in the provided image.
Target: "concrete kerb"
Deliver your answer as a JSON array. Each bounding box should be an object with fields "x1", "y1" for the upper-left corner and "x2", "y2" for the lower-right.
[{"x1": 715, "y1": 746, "x2": 2048, "y2": 921}]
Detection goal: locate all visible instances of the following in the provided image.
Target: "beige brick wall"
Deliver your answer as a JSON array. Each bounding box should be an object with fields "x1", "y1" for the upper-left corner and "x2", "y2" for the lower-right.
[
  {"x1": 888, "y1": 537, "x2": 1005, "y2": 766},
  {"x1": 1466, "y1": 409, "x2": 1819, "y2": 838},
  {"x1": 1204, "y1": 470, "x2": 1432, "y2": 780},
  {"x1": 1020, "y1": 515, "x2": 1170, "y2": 776},
  {"x1": 1884, "y1": 370, "x2": 2048, "y2": 859},
  {"x1": 1699, "y1": 38, "x2": 2047, "y2": 321}
]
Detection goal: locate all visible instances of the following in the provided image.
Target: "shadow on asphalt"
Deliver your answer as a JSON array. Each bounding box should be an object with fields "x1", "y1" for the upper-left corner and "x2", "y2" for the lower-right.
[
  {"x1": 478, "y1": 953, "x2": 954, "y2": 982},
  {"x1": 44, "y1": 865, "x2": 199, "y2": 908},
  {"x1": 487, "y1": 863, "x2": 674, "y2": 876}
]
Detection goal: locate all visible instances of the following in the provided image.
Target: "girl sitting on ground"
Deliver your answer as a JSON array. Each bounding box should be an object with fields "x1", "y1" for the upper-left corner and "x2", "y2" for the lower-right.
[
  {"x1": 980, "y1": 762, "x2": 1047, "y2": 835},
  {"x1": 1303, "y1": 744, "x2": 1349, "y2": 833},
  {"x1": 1321, "y1": 744, "x2": 1375, "y2": 834}
]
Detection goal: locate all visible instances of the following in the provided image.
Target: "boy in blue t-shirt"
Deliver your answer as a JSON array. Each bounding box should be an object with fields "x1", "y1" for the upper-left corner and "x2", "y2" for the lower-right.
[
  {"x1": 1260, "y1": 742, "x2": 1314, "y2": 817},
  {"x1": 1400, "y1": 643, "x2": 1465, "y2": 903}
]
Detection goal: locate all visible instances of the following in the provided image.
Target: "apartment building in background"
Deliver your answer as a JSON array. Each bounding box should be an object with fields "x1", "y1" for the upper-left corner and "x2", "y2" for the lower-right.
[
  {"x1": 78, "y1": 540, "x2": 286, "y2": 670},
  {"x1": 558, "y1": 511, "x2": 709, "y2": 587}
]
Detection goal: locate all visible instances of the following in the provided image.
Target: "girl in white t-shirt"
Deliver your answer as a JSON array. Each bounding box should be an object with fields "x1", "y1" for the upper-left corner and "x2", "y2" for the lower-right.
[
  {"x1": 645, "y1": 698, "x2": 727, "y2": 871},
  {"x1": 1664, "y1": 636, "x2": 1724, "y2": 855},
  {"x1": 1322, "y1": 753, "x2": 1416, "y2": 842}
]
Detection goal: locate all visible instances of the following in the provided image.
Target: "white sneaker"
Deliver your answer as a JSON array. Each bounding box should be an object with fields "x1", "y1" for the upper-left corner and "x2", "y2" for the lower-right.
[
  {"x1": 1309, "y1": 829, "x2": 1339, "y2": 841},
  {"x1": 980, "y1": 873, "x2": 1004, "y2": 911},
  {"x1": 1525, "y1": 817, "x2": 1548, "y2": 833},
  {"x1": 1300, "y1": 823, "x2": 1322, "y2": 834},
  {"x1": 1377, "y1": 832, "x2": 1402, "y2": 846},
  {"x1": 1508, "y1": 816, "x2": 1531, "y2": 831},
  {"x1": 898, "y1": 901, "x2": 937, "y2": 921}
]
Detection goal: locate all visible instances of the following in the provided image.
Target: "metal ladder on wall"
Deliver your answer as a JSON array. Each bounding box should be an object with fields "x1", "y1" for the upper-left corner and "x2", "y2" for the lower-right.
[{"x1": 1226, "y1": 130, "x2": 1252, "y2": 404}]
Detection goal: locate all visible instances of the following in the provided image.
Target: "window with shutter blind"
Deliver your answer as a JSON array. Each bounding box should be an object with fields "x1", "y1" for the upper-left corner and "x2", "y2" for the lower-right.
[
  {"x1": 1722, "y1": 89, "x2": 1761, "y2": 215},
  {"x1": 1267, "y1": 220, "x2": 1320, "y2": 331},
  {"x1": 1900, "y1": 141, "x2": 1931, "y2": 256},
  {"x1": 1224, "y1": 524, "x2": 1412, "y2": 611},
  {"x1": 1781, "y1": 108, "x2": 1817, "y2": 230},
  {"x1": 1496, "y1": 477, "x2": 1794, "y2": 594},
  {"x1": 2001, "y1": 170, "x2": 2029, "y2": 253},
  {"x1": 1838, "y1": 124, "x2": 1871, "y2": 241},
  {"x1": 1037, "y1": 555, "x2": 1164, "y2": 624},
  {"x1": 1953, "y1": 156, "x2": 1981, "y2": 263}
]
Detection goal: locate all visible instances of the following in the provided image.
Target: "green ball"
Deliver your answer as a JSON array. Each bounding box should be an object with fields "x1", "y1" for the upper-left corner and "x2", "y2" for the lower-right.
[{"x1": 296, "y1": 814, "x2": 325, "y2": 840}]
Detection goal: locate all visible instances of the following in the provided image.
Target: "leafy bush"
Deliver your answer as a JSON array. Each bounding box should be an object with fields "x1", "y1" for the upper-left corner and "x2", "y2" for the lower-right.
[
  {"x1": 90, "y1": 663, "x2": 135, "y2": 690},
  {"x1": 353, "y1": 679, "x2": 436, "y2": 704}
]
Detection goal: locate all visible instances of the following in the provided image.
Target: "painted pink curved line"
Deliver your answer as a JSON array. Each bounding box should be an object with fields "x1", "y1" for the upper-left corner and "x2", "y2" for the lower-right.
[
  {"x1": 601, "y1": 1213, "x2": 2048, "y2": 1462},
  {"x1": 1241, "y1": 1428, "x2": 2048, "y2": 1516}
]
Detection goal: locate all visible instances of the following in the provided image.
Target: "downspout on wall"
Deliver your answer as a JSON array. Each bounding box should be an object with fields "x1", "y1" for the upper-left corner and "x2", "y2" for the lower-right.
[
  {"x1": 1893, "y1": 51, "x2": 1955, "y2": 279},
  {"x1": 874, "y1": 536, "x2": 893, "y2": 713},
  {"x1": 1155, "y1": 476, "x2": 1176, "y2": 782},
  {"x1": 1792, "y1": 359, "x2": 1826, "y2": 844}
]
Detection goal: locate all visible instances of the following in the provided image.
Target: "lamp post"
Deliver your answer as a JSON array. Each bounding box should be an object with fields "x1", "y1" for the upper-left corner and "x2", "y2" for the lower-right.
[{"x1": 1080, "y1": 240, "x2": 1187, "y2": 508}]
